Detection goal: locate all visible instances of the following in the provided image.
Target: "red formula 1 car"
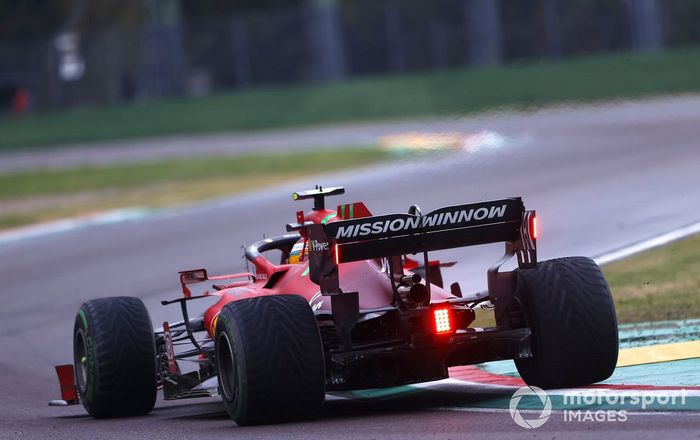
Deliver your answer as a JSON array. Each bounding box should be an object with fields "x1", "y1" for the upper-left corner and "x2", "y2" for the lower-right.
[{"x1": 50, "y1": 186, "x2": 619, "y2": 425}]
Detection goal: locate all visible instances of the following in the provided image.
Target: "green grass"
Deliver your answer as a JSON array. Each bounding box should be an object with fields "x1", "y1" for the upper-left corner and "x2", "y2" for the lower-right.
[
  {"x1": 603, "y1": 234, "x2": 700, "y2": 323},
  {"x1": 0, "y1": 147, "x2": 390, "y2": 229},
  {"x1": 0, "y1": 147, "x2": 387, "y2": 199},
  {"x1": 3, "y1": 47, "x2": 700, "y2": 150}
]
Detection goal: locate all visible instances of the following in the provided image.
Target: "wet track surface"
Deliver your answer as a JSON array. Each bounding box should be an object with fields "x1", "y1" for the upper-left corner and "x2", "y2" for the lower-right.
[{"x1": 1, "y1": 97, "x2": 700, "y2": 439}]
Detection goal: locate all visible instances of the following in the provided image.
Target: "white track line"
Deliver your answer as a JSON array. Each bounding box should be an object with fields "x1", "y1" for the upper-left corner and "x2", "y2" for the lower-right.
[
  {"x1": 594, "y1": 220, "x2": 700, "y2": 265},
  {"x1": 0, "y1": 207, "x2": 152, "y2": 245},
  {"x1": 0, "y1": 161, "x2": 409, "y2": 246},
  {"x1": 2, "y1": 187, "x2": 700, "y2": 263},
  {"x1": 432, "y1": 407, "x2": 695, "y2": 416},
  {"x1": 407, "y1": 379, "x2": 700, "y2": 397}
]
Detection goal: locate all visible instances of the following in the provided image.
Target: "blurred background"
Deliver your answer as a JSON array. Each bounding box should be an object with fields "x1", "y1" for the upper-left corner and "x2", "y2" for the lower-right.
[
  {"x1": 2, "y1": 0, "x2": 700, "y2": 234},
  {"x1": 1, "y1": 3, "x2": 699, "y2": 436},
  {"x1": 1, "y1": 0, "x2": 699, "y2": 113}
]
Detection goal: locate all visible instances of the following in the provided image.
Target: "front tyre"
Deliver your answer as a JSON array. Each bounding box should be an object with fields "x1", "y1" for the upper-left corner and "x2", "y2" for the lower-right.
[
  {"x1": 215, "y1": 295, "x2": 326, "y2": 425},
  {"x1": 73, "y1": 296, "x2": 157, "y2": 418},
  {"x1": 514, "y1": 257, "x2": 618, "y2": 388}
]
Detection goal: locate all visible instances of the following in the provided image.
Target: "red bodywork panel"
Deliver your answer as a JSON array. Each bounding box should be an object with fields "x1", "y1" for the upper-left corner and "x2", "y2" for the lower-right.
[
  {"x1": 199, "y1": 204, "x2": 454, "y2": 337},
  {"x1": 55, "y1": 364, "x2": 79, "y2": 403},
  {"x1": 202, "y1": 260, "x2": 454, "y2": 337}
]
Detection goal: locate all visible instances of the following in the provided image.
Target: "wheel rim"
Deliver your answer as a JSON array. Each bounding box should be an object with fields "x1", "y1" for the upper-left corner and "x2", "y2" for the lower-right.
[
  {"x1": 216, "y1": 331, "x2": 237, "y2": 401},
  {"x1": 74, "y1": 328, "x2": 88, "y2": 393}
]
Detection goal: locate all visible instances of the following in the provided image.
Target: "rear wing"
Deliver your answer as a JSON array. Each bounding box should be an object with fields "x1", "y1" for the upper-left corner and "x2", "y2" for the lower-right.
[
  {"x1": 306, "y1": 197, "x2": 537, "y2": 295},
  {"x1": 329, "y1": 198, "x2": 522, "y2": 262}
]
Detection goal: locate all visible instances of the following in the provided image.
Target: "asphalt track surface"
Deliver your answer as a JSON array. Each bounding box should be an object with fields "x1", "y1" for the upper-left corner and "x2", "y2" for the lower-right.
[
  {"x1": 1, "y1": 96, "x2": 700, "y2": 439},
  {"x1": 2, "y1": 94, "x2": 700, "y2": 173}
]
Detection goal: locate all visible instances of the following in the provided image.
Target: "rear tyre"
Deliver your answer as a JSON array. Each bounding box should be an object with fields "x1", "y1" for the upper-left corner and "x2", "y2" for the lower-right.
[
  {"x1": 514, "y1": 257, "x2": 618, "y2": 388},
  {"x1": 73, "y1": 296, "x2": 157, "y2": 418},
  {"x1": 215, "y1": 295, "x2": 326, "y2": 425}
]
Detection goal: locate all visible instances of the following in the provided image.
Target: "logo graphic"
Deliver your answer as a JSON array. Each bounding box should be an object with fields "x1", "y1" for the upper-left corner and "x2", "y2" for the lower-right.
[
  {"x1": 310, "y1": 239, "x2": 329, "y2": 252},
  {"x1": 308, "y1": 292, "x2": 324, "y2": 312},
  {"x1": 333, "y1": 204, "x2": 508, "y2": 240},
  {"x1": 509, "y1": 386, "x2": 552, "y2": 429}
]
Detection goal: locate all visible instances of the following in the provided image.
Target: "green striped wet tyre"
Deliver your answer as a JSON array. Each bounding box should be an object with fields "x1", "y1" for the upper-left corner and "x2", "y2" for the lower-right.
[
  {"x1": 514, "y1": 257, "x2": 619, "y2": 388},
  {"x1": 73, "y1": 296, "x2": 157, "y2": 418},
  {"x1": 215, "y1": 294, "x2": 326, "y2": 425}
]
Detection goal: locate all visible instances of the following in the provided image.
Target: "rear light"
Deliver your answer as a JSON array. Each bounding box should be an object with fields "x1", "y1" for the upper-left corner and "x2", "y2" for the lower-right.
[
  {"x1": 531, "y1": 215, "x2": 538, "y2": 240},
  {"x1": 433, "y1": 307, "x2": 452, "y2": 334},
  {"x1": 334, "y1": 243, "x2": 340, "y2": 265},
  {"x1": 521, "y1": 210, "x2": 537, "y2": 250}
]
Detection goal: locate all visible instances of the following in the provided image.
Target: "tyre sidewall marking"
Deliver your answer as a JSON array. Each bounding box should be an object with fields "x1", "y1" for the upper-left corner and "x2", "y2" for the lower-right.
[
  {"x1": 218, "y1": 311, "x2": 247, "y2": 421},
  {"x1": 78, "y1": 309, "x2": 88, "y2": 330},
  {"x1": 75, "y1": 309, "x2": 97, "y2": 406},
  {"x1": 85, "y1": 333, "x2": 95, "y2": 404}
]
